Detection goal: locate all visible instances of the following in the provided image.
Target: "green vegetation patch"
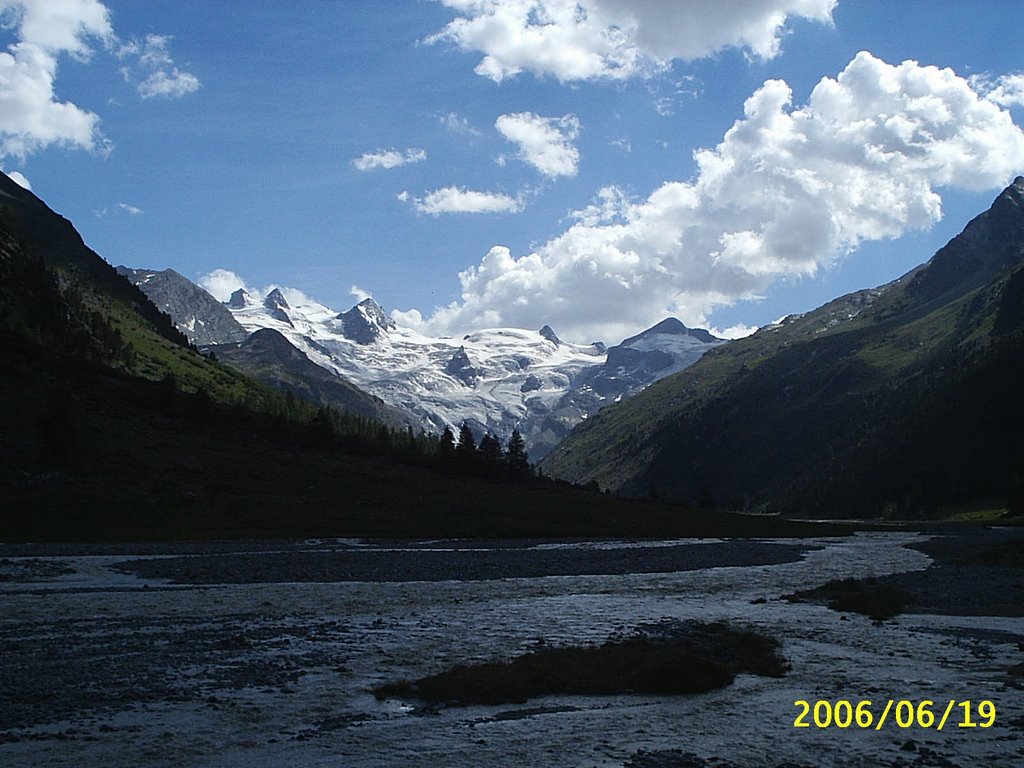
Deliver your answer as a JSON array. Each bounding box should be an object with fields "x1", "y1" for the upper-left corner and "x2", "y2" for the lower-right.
[
  {"x1": 374, "y1": 621, "x2": 785, "y2": 706},
  {"x1": 788, "y1": 577, "x2": 913, "y2": 620}
]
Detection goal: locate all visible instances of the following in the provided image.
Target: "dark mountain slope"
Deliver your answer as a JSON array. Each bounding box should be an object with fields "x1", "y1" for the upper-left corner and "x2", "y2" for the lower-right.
[
  {"x1": 0, "y1": 173, "x2": 285, "y2": 405},
  {"x1": 1, "y1": 176, "x2": 189, "y2": 351},
  {"x1": 211, "y1": 328, "x2": 415, "y2": 429},
  {"x1": 116, "y1": 266, "x2": 248, "y2": 346},
  {"x1": 542, "y1": 178, "x2": 1024, "y2": 517}
]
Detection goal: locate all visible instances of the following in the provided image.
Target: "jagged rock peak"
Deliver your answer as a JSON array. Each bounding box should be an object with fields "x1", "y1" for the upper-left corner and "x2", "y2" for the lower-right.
[
  {"x1": 1004, "y1": 176, "x2": 1024, "y2": 204},
  {"x1": 445, "y1": 345, "x2": 479, "y2": 387},
  {"x1": 115, "y1": 266, "x2": 250, "y2": 345},
  {"x1": 353, "y1": 297, "x2": 396, "y2": 331},
  {"x1": 264, "y1": 288, "x2": 289, "y2": 311},
  {"x1": 227, "y1": 288, "x2": 251, "y2": 308},
  {"x1": 335, "y1": 297, "x2": 396, "y2": 344},
  {"x1": 261, "y1": 288, "x2": 293, "y2": 326},
  {"x1": 991, "y1": 176, "x2": 1024, "y2": 215},
  {"x1": 448, "y1": 345, "x2": 472, "y2": 365},
  {"x1": 539, "y1": 325, "x2": 560, "y2": 345}
]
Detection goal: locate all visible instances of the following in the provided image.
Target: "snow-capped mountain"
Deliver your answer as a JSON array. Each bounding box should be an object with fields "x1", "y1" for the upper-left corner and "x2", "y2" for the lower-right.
[
  {"x1": 219, "y1": 290, "x2": 607, "y2": 456},
  {"x1": 119, "y1": 269, "x2": 726, "y2": 458},
  {"x1": 215, "y1": 289, "x2": 725, "y2": 458},
  {"x1": 572, "y1": 318, "x2": 726, "y2": 404}
]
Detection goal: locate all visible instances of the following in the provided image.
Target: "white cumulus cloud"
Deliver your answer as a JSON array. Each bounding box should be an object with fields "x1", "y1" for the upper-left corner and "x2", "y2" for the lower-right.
[
  {"x1": 198, "y1": 269, "x2": 252, "y2": 302},
  {"x1": 408, "y1": 186, "x2": 523, "y2": 215},
  {"x1": 973, "y1": 72, "x2": 1024, "y2": 109},
  {"x1": 411, "y1": 52, "x2": 1024, "y2": 343},
  {"x1": 353, "y1": 147, "x2": 427, "y2": 171},
  {"x1": 275, "y1": 285, "x2": 323, "y2": 308},
  {"x1": 710, "y1": 323, "x2": 760, "y2": 340},
  {"x1": 429, "y1": 0, "x2": 836, "y2": 82},
  {"x1": 0, "y1": 0, "x2": 112, "y2": 56},
  {"x1": 3, "y1": 168, "x2": 30, "y2": 188},
  {"x1": 0, "y1": 1, "x2": 198, "y2": 162},
  {"x1": 0, "y1": 0, "x2": 111, "y2": 160},
  {"x1": 495, "y1": 112, "x2": 581, "y2": 178},
  {"x1": 390, "y1": 306, "x2": 425, "y2": 331}
]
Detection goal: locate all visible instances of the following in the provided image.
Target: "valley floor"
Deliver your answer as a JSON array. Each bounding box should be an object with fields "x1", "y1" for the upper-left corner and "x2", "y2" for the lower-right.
[{"x1": 1, "y1": 532, "x2": 1022, "y2": 767}]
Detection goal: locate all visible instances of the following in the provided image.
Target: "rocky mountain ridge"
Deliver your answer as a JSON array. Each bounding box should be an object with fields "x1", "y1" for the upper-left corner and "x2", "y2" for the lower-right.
[
  {"x1": 115, "y1": 267, "x2": 248, "y2": 346},
  {"x1": 120, "y1": 270, "x2": 726, "y2": 457}
]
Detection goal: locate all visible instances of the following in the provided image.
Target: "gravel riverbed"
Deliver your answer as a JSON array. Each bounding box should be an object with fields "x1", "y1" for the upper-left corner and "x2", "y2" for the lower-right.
[{"x1": 1, "y1": 532, "x2": 1022, "y2": 767}]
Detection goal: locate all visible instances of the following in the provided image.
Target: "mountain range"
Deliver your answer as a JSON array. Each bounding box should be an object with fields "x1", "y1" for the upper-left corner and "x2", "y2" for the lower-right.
[
  {"x1": 117, "y1": 268, "x2": 726, "y2": 458},
  {"x1": 12, "y1": 170, "x2": 793, "y2": 541},
  {"x1": 4, "y1": 166, "x2": 1022, "y2": 526},
  {"x1": 542, "y1": 177, "x2": 1024, "y2": 517}
]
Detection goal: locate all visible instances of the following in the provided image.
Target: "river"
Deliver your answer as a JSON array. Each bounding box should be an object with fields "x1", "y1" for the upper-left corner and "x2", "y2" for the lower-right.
[{"x1": 1, "y1": 533, "x2": 1021, "y2": 766}]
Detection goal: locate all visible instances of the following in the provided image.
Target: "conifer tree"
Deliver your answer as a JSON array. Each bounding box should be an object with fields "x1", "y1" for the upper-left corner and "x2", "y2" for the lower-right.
[
  {"x1": 439, "y1": 425, "x2": 456, "y2": 463},
  {"x1": 479, "y1": 432, "x2": 502, "y2": 466},
  {"x1": 308, "y1": 406, "x2": 335, "y2": 447},
  {"x1": 505, "y1": 428, "x2": 530, "y2": 475},
  {"x1": 456, "y1": 422, "x2": 477, "y2": 463}
]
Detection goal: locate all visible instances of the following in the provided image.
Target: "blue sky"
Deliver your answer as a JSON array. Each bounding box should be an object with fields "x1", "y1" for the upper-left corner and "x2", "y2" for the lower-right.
[{"x1": 2, "y1": 0, "x2": 1023, "y2": 343}]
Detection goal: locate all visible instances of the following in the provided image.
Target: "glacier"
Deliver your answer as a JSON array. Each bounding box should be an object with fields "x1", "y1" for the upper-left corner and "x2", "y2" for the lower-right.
[{"x1": 120, "y1": 268, "x2": 726, "y2": 458}]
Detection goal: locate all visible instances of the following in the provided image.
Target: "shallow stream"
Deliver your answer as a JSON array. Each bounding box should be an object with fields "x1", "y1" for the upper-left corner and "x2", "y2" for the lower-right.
[{"x1": 1, "y1": 533, "x2": 1021, "y2": 767}]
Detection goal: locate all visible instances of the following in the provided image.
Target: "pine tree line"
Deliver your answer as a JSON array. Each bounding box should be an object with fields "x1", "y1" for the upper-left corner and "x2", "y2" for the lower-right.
[{"x1": 438, "y1": 422, "x2": 533, "y2": 479}]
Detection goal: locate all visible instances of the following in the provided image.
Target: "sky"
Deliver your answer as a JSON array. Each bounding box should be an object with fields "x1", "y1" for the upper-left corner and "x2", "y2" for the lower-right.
[{"x1": 2, "y1": 0, "x2": 1023, "y2": 344}]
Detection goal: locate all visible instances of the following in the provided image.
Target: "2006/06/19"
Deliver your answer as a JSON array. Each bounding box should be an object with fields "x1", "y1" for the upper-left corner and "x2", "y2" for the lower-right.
[{"x1": 794, "y1": 699, "x2": 997, "y2": 730}]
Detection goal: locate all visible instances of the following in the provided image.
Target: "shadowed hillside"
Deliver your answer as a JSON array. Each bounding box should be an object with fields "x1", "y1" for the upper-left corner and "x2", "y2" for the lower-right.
[{"x1": 543, "y1": 178, "x2": 1024, "y2": 519}]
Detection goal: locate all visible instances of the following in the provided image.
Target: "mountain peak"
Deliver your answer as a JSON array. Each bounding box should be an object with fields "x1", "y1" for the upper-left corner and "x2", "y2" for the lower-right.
[
  {"x1": 445, "y1": 345, "x2": 479, "y2": 387},
  {"x1": 355, "y1": 297, "x2": 395, "y2": 329},
  {"x1": 227, "y1": 288, "x2": 251, "y2": 308},
  {"x1": 1004, "y1": 176, "x2": 1024, "y2": 205},
  {"x1": 117, "y1": 265, "x2": 249, "y2": 345},
  {"x1": 621, "y1": 318, "x2": 720, "y2": 346},
  {"x1": 641, "y1": 318, "x2": 688, "y2": 336},
  {"x1": 262, "y1": 288, "x2": 293, "y2": 326},
  {"x1": 905, "y1": 175, "x2": 1024, "y2": 304},
  {"x1": 539, "y1": 325, "x2": 560, "y2": 345},
  {"x1": 264, "y1": 288, "x2": 289, "y2": 311},
  {"x1": 335, "y1": 297, "x2": 395, "y2": 344}
]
